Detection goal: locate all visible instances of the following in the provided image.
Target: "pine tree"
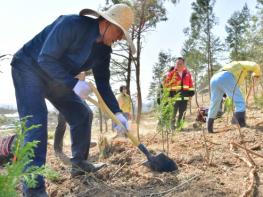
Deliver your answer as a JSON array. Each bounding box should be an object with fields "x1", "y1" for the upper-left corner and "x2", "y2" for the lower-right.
[
  {"x1": 225, "y1": 4, "x2": 250, "y2": 61},
  {"x1": 181, "y1": 37, "x2": 206, "y2": 104},
  {"x1": 147, "y1": 51, "x2": 173, "y2": 104},
  {"x1": 189, "y1": 0, "x2": 223, "y2": 94},
  {"x1": 246, "y1": 1, "x2": 263, "y2": 66}
]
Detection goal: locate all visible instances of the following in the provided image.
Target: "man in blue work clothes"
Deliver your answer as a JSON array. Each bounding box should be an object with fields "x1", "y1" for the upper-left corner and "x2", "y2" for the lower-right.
[
  {"x1": 10, "y1": 4, "x2": 135, "y2": 197},
  {"x1": 207, "y1": 61, "x2": 261, "y2": 133}
]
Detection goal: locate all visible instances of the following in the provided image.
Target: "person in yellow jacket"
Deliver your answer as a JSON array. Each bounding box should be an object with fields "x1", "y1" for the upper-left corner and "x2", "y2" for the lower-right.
[
  {"x1": 207, "y1": 61, "x2": 261, "y2": 133},
  {"x1": 117, "y1": 85, "x2": 132, "y2": 120}
]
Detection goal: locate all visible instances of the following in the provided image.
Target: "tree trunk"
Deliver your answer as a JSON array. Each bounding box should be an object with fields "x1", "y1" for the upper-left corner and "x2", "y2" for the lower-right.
[
  {"x1": 135, "y1": 45, "x2": 142, "y2": 141},
  {"x1": 189, "y1": 99, "x2": 192, "y2": 114},
  {"x1": 99, "y1": 109, "x2": 103, "y2": 133},
  {"x1": 134, "y1": 0, "x2": 146, "y2": 141},
  {"x1": 127, "y1": 53, "x2": 132, "y2": 95},
  {"x1": 126, "y1": 27, "x2": 135, "y2": 95},
  {"x1": 206, "y1": 5, "x2": 212, "y2": 98},
  {"x1": 194, "y1": 70, "x2": 198, "y2": 108},
  {"x1": 104, "y1": 118, "x2": 108, "y2": 133}
]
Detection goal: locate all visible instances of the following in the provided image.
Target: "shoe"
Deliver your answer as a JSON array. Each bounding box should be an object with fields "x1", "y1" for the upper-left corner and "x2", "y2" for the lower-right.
[
  {"x1": 232, "y1": 111, "x2": 246, "y2": 127},
  {"x1": 71, "y1": 160, "x2": 106, "y2": 177},
  {"x1": 23, "y1": 188, "x2": 48, "y2": 197},
  {"x1": 207, "y1": 118, "x2": 214, "y2": 133}
]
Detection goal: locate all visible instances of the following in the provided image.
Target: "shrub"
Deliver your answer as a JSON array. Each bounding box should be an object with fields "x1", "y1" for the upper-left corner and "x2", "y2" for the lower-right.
[{"x1": 0, "y1": 116, "x2": 59, "y2": 197}]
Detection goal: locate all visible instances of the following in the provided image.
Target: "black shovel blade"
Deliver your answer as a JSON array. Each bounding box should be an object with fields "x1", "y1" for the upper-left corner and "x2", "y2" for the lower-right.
[
  {"x1": 138, "y1": 144, "x2": 178, "y2": 172},
  {"x1": 148, "y1": 153, "x2": 178, "y2": 172}
]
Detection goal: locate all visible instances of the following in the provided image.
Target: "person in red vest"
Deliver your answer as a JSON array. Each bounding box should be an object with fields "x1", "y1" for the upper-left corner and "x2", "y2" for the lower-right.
[{"x1": 164, "y1": 57, "x2": 195, "y2": 130}]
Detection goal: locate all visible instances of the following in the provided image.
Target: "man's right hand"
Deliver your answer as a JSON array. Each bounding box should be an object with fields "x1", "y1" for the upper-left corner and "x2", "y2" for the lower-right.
[
  {"x1": 73, "y1": 80, "x2": 92, "y2": 99},
  {"x1": 114, "y1": 112, "x2": 129, "y2": 133}
]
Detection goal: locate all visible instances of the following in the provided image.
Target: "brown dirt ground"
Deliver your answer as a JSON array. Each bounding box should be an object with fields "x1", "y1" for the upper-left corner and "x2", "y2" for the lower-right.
[{"x1": 41, "y1": 100, "x2": 263, "y2": 197}]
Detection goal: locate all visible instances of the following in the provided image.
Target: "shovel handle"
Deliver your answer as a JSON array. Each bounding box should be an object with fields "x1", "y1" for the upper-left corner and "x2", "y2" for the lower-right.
[{"x1": 87, "y1": 82, "x2": 140, "y2": 146}]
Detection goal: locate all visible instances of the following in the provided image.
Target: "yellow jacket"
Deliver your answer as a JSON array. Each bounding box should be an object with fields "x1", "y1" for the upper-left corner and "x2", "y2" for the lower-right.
[
  {"x1": 117, "y1": 93, "x2": 131, "y2": 113},
  {"x1": 221, "y1": 61, "x2": 261, "y2": 85}
]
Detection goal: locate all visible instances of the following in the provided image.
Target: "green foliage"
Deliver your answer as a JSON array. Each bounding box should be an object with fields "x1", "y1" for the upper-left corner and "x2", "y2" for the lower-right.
[
  {"x1": 185, "y1": 0, "x2": 224, "y2": 92},
  {"x1": 225, "y1": 4, "x2": 250, "y2": 61},
  {"x1": 148, "y1": 51, "x2": 174, "y2": 102},
  {"x1": 48, "y1": 132, "x2": 54, "y2": 140},
  {"x1": 223, "y1": 97, "x2": 233, "y2": 123},
  {"x1": 0, "y1": 117, "x2": 59, "y2": 197},
  {"x1": 243, "y1": 2, "x2": 263, "y2": 66},
  {"x1": 181, "y1": 39, "x2": 206, "y2": 89},
  {"x1": 0, "y1": 115, "x2": 8, "y2": 125},
  {"x1": 224, "y1": 97, "x2": 233, "y2": 113},
  {"x1": 190, "y1": 0, "x2": 216, "y2": 39},
  {"x1": 176, "y1": 118, "x2": 186, "y2": 132},
  {"x1": 156, "y1": 87, "x2": 182, "y2": 154},
  {"x1": 156, "y1": 88, "x2": 179, "y2": 133},
  {"x1": 254, "y1": 94, "x2": 263, "y2": 108}
]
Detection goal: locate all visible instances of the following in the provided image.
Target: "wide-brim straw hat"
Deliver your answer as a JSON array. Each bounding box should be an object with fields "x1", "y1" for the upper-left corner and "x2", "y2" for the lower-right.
[{"x1": 80, "y1": 4, "x2": 136, "y2": 55}]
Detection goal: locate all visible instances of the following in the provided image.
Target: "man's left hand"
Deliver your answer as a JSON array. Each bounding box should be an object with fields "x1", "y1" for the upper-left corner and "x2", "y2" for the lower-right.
[{"x1": 73, "y1": 80, "x2": 92, "y2": 99}]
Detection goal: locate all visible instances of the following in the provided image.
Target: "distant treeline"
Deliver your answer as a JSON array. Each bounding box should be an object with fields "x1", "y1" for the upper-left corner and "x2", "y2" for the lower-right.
[{"x1": 0, "y1": 106, "x2": 17, "y2": 115}]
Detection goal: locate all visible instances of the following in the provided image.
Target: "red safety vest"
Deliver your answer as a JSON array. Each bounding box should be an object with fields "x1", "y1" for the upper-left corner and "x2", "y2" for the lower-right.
[{"x1": 164, "y1": 68, "x2": 194, "y2": 100}]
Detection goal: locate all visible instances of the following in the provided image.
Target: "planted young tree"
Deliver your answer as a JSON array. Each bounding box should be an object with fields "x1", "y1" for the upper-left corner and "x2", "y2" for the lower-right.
[
  {"x1": 106, "y1": 0, "x2": 178, "y2": 140},
  {"x1": 224, "y1": 97, "x2": 233, "y2": 124},
  {"x1": 225, "y1": 4, "x2": 250, "y2": 61},
  {"x1": 0, "y1": 117, "x2": 58, "y2": 197},
  {"x1": 133, "y1": 0, "x2": 170, "y2": 140},
  {"x1": 156, "y1": 88, "x2": 178, "y2": 155}
]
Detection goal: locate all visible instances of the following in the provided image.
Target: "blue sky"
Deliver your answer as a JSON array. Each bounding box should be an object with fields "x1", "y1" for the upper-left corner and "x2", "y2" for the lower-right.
[{"x1": 0, "y1": 0, "x2": 257, "y2": 108}]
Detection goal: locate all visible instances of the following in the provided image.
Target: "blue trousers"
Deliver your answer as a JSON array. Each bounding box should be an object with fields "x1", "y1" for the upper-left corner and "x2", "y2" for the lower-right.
[
  {"x1": 208, "y1": 71, "x2": 245, "y2": 119},
  {"x1": 12, "y1": 62, "x2": 92, "y2": 192}
]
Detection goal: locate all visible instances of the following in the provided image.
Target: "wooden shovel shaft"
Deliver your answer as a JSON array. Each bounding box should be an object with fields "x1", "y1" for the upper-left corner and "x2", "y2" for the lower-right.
[{"x1": 87, "y1": 82, "x2": 140, "y2": 146}]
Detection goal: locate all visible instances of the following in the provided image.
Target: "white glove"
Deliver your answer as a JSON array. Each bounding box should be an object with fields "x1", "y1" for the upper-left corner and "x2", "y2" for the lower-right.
[
  {"x1": 73, "y1": 80, "x2": 92, "y2": 99},
  {"x1": 114, "y1": 112, "x2": 128, "y2": 133}
]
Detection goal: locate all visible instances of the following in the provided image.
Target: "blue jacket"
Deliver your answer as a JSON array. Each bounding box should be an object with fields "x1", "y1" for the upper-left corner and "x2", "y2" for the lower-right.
[{"x1": 11, "y1": 15, "x2": 121, "y2": 113}]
